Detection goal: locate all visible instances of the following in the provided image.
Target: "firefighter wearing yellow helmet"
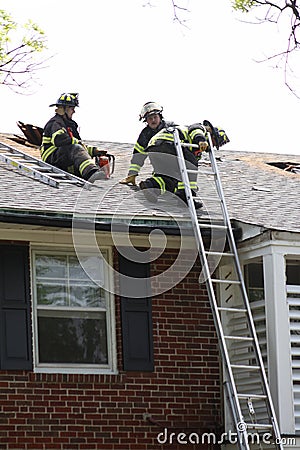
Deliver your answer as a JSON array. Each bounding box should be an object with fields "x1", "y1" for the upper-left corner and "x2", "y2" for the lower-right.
[{"x1": 40, "y1": 93, "x2": 105, "y2": 183}]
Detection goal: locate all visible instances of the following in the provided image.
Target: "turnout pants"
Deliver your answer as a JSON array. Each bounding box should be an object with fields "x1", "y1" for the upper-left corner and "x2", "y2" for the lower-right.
[
  {"x1": 144, "y1": 143, "x2": 198, "y2": 198},
  {"x1": 46, "y1": 144, "x2": 98, "y2": 180}
]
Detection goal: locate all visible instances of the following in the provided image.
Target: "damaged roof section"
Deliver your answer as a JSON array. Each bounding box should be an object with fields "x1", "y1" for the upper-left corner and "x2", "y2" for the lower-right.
[{"x1": 267, "y1": 161, "x2": 300, "y2": 174}]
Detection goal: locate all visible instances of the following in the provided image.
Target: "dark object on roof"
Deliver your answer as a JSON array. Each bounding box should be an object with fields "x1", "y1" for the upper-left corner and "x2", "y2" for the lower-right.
[
  {"x1": 17, "y1": 121, "x2": 43, "y2": 147},
  {"x1": 267, "y1": 161, "x2": 300, "y2": 174}
]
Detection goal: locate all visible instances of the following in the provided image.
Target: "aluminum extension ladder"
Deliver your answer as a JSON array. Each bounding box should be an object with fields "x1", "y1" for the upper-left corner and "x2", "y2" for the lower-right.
[
  {"x1": 171, "y1": 125, "x2": 283, "y2": 450},
  {"x1": 0, "y1": 141, "x2": 92, "y2": 188}
]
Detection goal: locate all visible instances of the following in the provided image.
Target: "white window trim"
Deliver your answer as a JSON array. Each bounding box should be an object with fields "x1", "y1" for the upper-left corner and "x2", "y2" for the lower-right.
[{"x1": 30, "y1": 245, "x2": 117, "y2": 374}]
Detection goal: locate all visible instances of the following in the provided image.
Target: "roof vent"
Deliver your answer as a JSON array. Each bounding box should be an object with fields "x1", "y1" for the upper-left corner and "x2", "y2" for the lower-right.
[{"x1": 267, "y1": 161, "x2": 300, "y2": 174}]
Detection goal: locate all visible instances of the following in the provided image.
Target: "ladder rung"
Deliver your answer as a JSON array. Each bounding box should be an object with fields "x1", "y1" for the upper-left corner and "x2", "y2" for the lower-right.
[
  {"x1": 199, "y1": 170, "x2": 216, "y2": 175},
  {"x1": 198, "y1": 223, "x2": 228, "y2": 230},
  {"x1": 211, "y1": 278, "x2": 241, "y2": 285},
  {"x1": 196, "y1": 196, "x2": 220, "y2": 202},
  {"x1": 205, "y1": 251, "x2": 234, "y2": 257},
  {"x1": 224, "y1": 335, "x2": 253, "y2": 341},
  {"x1": 59, "y1": 180, "x2": 82, "y2": 184},
  {"x1": 231, "y1": 364, "x2": 260, "y2": 370},
  {"x1": 244, "y1": 423, "x2": 273, "y2": 430},
  {"x1": 186, "y1": 169, "x2": 199, "y2": 174},
  {"x1": 218, "y1": 307, "x2": 247, "y2": 313},
  {"x1": 34, "y1": 167, "x2": 55, "y2": 172},
  {"x1": 237, "y1": 393, "x2": 267, "y2": 400},
  {"x1": 180, "y1": 142, "x2": 199, "y2": 148}
]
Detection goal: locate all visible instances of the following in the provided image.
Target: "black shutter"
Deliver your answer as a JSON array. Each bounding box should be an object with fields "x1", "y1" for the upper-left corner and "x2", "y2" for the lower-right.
[
  {"x1": 119, "y1": 251, "x2": 154, "y2": 371},
  {"x1": 0, "y1": 245, "x2": 32, "y2": 370}
]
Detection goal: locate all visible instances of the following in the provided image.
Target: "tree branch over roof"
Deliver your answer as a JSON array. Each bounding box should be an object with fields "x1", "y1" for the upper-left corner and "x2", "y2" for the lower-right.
[
  {"x1": 232, "y1": 0, "x2": 300, "y2": 97},
  {"x1": 0, "y1": 10, "x2": 49, "y2": 93}
]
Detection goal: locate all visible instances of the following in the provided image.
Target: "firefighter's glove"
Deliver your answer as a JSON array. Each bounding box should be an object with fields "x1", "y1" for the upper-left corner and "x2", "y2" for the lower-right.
[
  {"x1": 199, "y1": 141, "x2": 209, "y2": 152},
  {"x1": 119, "y1": 175, "x2": 137, "y2": 186},
  {"x1": 194, "y1": 141, "x2": 209, "y2": 157}
]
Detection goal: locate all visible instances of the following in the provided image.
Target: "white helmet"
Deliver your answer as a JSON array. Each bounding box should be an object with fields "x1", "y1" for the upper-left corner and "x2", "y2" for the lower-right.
[{"x1": 139, "y1": 101, "x2": 163, "y2": 121}]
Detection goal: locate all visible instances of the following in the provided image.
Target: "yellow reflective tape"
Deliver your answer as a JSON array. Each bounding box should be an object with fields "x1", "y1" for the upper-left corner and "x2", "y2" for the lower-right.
[
  {"x1": 134, "y1": 142, "x2": 147, "y2": 154},
  {"x1": 79, "y1": 159, "x2": 95, "y2": 175},
  {"x1": 152, "y1": 176, "x2": 165, "y2": 193},
  {"x1": 189, "y1": 129, "x2": 204, "y2": 140},
  {"x1": 41, "y1": 145, "x2": 56, "y2": 161},
  {"x1": 51, "y1": 128, "x2": 65, "y2": 145},
  {"x1": 129, "y1": 164, "x2": 141, "y2": 172},
  {"x1": 177, "y1": 181, "x2": 198, "y2": 190}
]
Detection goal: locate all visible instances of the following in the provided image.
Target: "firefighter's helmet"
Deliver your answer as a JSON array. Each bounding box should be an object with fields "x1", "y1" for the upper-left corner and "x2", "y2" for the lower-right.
[
  {"x1": 49, "y1": 93, "x2": 79, "y2": 107},
  {"x1": 139, "y1": 101, "x2": 163, "y2": 121}
]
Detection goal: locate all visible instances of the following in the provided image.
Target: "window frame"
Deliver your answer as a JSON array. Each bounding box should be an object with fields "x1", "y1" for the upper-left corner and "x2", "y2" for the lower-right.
[{"x1": 31, "y1": 246, "x2": 117, "y2": 374}]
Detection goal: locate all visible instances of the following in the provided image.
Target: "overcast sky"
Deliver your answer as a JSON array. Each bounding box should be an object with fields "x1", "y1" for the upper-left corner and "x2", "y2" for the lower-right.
[{"x1": 1, "y1": 0, "x2": 300, "y2": 156}]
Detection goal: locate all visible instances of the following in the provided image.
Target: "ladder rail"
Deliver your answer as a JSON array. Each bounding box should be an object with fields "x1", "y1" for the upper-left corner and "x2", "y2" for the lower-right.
[
  {"x1": 172, "y1": 127, "x2": 283, "y2": 450},
  {"x1": 0, "y1": 141, "x2": 92, "y2": 188}
]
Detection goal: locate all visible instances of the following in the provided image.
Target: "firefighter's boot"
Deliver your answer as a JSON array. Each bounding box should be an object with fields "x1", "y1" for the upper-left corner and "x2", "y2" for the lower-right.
[
  {"x1": 176, "y1": 191, "x2": 203, "y2": 210},
  {"x1": 88, "y1": 170, "x2": 106, "y2": 183},
  {"x1": 139, "y1": 180, "x2": 160, "y2": 203}
]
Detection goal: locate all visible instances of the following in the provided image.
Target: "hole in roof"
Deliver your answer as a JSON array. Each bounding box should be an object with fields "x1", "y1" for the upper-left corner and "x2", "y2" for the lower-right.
[{"x1": 267, "y1": 161, "x2": 300, "y2": 174}]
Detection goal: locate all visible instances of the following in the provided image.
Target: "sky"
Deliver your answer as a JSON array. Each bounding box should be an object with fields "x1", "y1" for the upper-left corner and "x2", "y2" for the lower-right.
[{"x1": 1, "y1": 0, "x2": 300, "y2": 156}]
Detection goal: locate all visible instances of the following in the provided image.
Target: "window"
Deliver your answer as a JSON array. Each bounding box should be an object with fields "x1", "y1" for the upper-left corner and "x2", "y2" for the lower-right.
[
  {"x1": 32, "y1": 249, "x2": 115, "y2": 373},
  {"x1": 286, "y1": 259, "x2": 300, "y2": 286},
  {"x1": 244, "y1": 260, "x2": 264, "y2": 302},
  {"x1": 244, "y1": 258, "x2": 267, "y2": 367}
]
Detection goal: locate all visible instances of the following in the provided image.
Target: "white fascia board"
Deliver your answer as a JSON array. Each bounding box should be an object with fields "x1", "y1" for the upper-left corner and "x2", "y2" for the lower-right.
[
  {"x1": 234, "y1": 220, "x2": 266, "y2": 242},
  {"x1": 237, "y1": 231, "x2": 300, "y2": 261}
]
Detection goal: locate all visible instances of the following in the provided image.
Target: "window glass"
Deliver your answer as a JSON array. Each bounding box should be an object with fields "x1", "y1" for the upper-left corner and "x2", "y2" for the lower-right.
[
  {"x1": 37, "y1": 282, "x2": 68, "y2": 306},
  {"x1": 36, "y1": 255, "x2": 67, "y2": 279},
  {"x1": 38, "y1": 313, "x2": 108, "y2": 364},
  {"x1": 244, "y1": 261, "x2": 264, "y2": 302},
  {"x1": 286, "y1": 260, "x2": 300, "y2": 286}
]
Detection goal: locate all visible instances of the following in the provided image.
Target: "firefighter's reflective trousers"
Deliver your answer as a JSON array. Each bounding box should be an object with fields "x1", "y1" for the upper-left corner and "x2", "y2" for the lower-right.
[{"x1": 45, "y1": 144, "x2": 98, "y2": 180}]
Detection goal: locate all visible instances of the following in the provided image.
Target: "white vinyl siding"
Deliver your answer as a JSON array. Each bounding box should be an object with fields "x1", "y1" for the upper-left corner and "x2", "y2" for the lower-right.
[{"x1": 286, "y1": 259, "x2": 300, "y2": 431}]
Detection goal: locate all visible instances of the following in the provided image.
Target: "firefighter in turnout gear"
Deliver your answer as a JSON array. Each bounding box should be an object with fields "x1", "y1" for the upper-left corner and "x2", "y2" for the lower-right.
[
  {"x1": 119, "y1": 102, "x2": 175, "y2": 186},
  {"x1": 139, "y1": 122, "x2": 230, "y2": 209},
  {"x1": 41, "y1": 93, "x2": 106, "y2": 183}
]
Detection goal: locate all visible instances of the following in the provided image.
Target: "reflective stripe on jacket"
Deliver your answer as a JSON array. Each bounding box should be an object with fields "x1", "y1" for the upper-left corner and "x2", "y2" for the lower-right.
[
  {"x1": 128, "y1": 120, "x2": 175, "y2": 176},
  {"x1": 41, "y1": 114, "x2": 82, "y2": 161},
  {"x1": 148, "y1": 123, "x2": 207, "y2": 151}
]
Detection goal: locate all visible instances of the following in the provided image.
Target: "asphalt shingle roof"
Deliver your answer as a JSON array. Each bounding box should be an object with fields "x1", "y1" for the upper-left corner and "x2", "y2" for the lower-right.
[{"x1": 0, "y1": 134, "x2": 299, "y2": 233}]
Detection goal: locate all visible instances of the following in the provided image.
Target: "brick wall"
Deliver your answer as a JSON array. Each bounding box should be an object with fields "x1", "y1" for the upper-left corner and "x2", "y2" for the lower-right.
[{"x1": 0, "y1": 248, "x2": 222, "y2": 450}]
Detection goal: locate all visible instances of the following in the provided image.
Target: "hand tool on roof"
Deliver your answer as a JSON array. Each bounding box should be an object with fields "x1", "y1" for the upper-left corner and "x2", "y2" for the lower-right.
[
  {"x1": 94, "y1": 150, "x2": 115, "y2": 179},
  {"x1": 78, "y1": 140, "x2": 116, "y2": 180}
]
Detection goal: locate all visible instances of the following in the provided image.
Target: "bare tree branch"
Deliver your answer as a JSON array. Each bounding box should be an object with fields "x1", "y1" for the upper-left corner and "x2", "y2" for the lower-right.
[
  {"x1": 0, "y1": 10, "x2": 49, "y2": 93},
  {"x1": 233, "y1": 1, "x2": 300, "y2": 97}
]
